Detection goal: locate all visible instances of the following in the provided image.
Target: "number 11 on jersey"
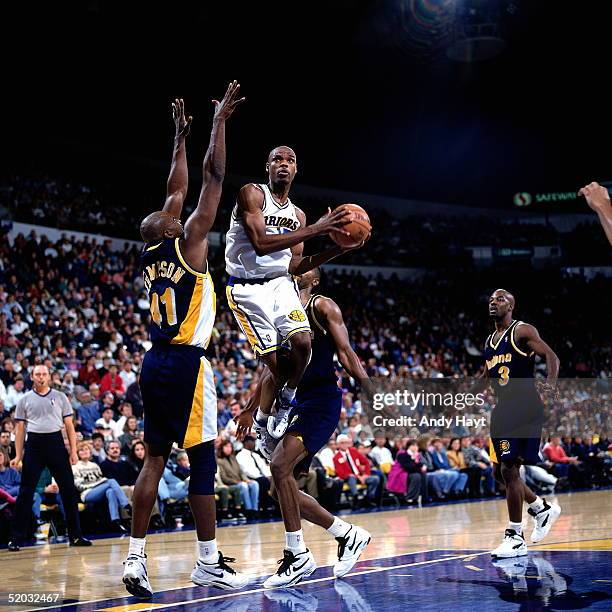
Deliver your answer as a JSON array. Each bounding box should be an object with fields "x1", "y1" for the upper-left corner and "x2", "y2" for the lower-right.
[{"x1": 150, "y1": 287, "x2": 177, "y2": 326}]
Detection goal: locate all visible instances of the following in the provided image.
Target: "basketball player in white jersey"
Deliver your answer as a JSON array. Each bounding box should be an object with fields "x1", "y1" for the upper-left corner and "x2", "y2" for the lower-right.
[{"x1": 225, "y1": 146, "x2": 358, "y2": 447}]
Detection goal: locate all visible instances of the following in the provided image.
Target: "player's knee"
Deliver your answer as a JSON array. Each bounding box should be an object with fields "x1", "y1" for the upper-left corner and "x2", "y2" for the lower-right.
[
  {"x1": 270, "y1": 456, "x2": 291, "y2": 482},
  {"x1": 186, "y1": 442, "x2": 216, "y2": 495},
  {"x1": 501, "y1": 462, "x2": 520, "y2": 482}
]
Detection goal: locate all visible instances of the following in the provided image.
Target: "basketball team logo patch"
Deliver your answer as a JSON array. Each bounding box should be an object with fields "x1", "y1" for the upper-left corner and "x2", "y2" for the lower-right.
[
  {"x1": 289, "y1": 309, "x2": 306, "y2": 322},
  {"x1": 500, "y1": 440, "x2": 511, "y2": 455}
]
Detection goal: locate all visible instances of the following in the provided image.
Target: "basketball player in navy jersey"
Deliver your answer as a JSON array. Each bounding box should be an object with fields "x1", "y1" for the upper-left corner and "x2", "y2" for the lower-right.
[
  {"x1": 225, "y1": 148, "x2": 355, "y2": 449},
  {"x1": 484, "y1": 289, "x2": 561, "y2": 558},
  {"x1": 122, "y1": 83, "x2": 248, "y2": 598},
  {"x1": 236, "y1": 268, "x2": 372, "y2": 587}
]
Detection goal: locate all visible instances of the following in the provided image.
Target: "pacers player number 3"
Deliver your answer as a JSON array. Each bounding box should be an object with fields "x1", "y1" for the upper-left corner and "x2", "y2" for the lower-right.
[{"x1": 150, "y1": 287, "x2": 177, "y2": 326}]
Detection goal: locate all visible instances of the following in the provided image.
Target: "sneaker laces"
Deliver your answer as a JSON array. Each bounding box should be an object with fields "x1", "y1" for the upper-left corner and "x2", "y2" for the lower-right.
[
  {"x1": 335, "y1": 527, "x2": 352, "y2": 559},
  {"x1": 275, "y1": 550, "x2": 298, "y2": 575},
  {"x1": 215, "y1": 553, "x2": 238, "y2": 575}
]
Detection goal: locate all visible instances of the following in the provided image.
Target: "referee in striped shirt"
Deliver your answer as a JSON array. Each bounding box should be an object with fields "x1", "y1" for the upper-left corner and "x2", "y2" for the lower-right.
[{"x1": 8, "y1": 365, "x2": 92, "y2": 551}]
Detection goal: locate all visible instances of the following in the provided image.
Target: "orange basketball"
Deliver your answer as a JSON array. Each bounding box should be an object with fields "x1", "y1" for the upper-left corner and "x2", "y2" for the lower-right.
[{"x1": 331, "y1": 203, "x2": 372, "y2": 248}]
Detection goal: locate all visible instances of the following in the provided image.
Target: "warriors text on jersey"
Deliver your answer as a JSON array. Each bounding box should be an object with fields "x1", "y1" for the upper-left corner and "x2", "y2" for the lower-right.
[
  {"x1": 225, "y1": 183, "x2": 302, "y2": 279},
  {"x1": 141, "y1": 237, "x2": 215, "y2": 349}
]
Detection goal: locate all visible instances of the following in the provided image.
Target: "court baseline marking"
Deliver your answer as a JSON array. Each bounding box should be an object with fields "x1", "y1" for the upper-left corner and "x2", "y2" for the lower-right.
[
  {"x1": 96, "y1": 550, "x2": 494, "y2": 611},
  {"x1": 23, "y1": 548, "x2": 442, "y2": 612}
]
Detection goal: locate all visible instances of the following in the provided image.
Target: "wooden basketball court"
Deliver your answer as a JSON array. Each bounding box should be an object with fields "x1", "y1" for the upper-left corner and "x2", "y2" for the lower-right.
[{"x1": 4, "y1": 489, "x2": 611, "y2": 611}]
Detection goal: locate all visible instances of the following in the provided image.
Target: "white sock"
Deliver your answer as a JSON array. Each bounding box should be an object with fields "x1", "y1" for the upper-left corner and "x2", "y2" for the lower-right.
[
  {"x1": 198, "y1": 539, "x2": 218, "y2": 563},
  {"x1": 254, "y1": 408, "x2": 268, "y2": 425},
  {"x1": 528, "y1": 496, "x2": 545, "y2": 513},
  {"x1": 281, "y1": 385, "x2": 297, "y2": 403},
  {"x1": 128, "y1": 536, "x2": 146, "y2": 557},
  {"x1": 327, "y1": 517, "x2": 352, "y2": 538},
  {"x1": 285, "y1": 529, "x2": 307, "y2": 554},
  {"x1": 507, "y1": 521, "x2": 523, "y2": 535}
]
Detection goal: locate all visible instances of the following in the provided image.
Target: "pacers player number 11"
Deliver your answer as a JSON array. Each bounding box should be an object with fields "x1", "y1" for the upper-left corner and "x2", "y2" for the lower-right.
[{"x1": 150, "y1": 288, "x2": 177, "y2": 326}]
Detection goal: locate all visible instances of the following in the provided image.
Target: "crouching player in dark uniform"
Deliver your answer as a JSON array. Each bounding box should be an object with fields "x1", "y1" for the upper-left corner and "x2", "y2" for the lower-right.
[
  {"x1": 236, "y1": 268, "x2": 372, "y2": 588},
  {"x1": 485, "y1": 289, "x2": 561, "y2": 558}
]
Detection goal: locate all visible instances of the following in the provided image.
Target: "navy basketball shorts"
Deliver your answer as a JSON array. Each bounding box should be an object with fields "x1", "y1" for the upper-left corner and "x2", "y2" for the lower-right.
[
  {"x1": 140, "y1": 343, "x2": 217, "y2": 449},
  {"x1": 286, "y1": 384, "x2": 342, "y2": 476},
  {"x1": 489, "y1": 437, "x2": 542, "y2": 465}
]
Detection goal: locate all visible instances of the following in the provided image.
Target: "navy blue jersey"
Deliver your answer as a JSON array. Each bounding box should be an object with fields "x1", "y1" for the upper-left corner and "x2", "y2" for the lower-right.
[
  {"x1": 484, "y1": 319, "x2": 543, "y2": 440},
  {"x1": 484, "y1": 319, "x2": 537, "y2": 391},
  {"x1": 141, "y1": 237, "x2": 215, "y2": 348},
  {"x1": 297, "y1": 294, "x2": 339, "y2": 394}
]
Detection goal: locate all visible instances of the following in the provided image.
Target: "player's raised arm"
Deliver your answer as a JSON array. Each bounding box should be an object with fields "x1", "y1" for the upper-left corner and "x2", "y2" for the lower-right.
[
  {"x1": 162, "y1": 98, "x2": 193, "y2": 217},
  {"x1": 182, "y1": 81, "x2": 244, "y2": 266},
  {"x1": 288, "y1": 208, "x2": 367, "y2": 275},
  {"x1": 515, "y1": 323, "x2": 560, "y2": 389},
  {"x1": 237, "y1": 188, "x2": 351, "y2": 256},
  {"x1": 579, "y1": 181, "x2": 612, "y2": 245},
  {"x1": 316, "y1": 296, "x2": 373, "y2": 393}
]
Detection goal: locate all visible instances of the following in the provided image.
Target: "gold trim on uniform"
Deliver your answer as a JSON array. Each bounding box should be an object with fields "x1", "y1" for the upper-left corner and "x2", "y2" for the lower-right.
[
  {"x1": 285, "y1": 327, "x2": 311, "y2": 341},
  {"x1": 489, "y1": 320, "x2": 515, "y2": 350},
  {"x1": 489, "y1": 439, "x2": 498, "y2": 464},
  {"x1": 183, "y1": 357, "x2": 205, "y2": 448},
  {"x1": 171, "y1": 277, "x2": 204, "y2": 345},
  {"x1": 174, "y1": 238, "x2": 207, "y2": 278},
  {"x1": 308, "y1": 295, "x2": 328, "y2": 335},
  {"x1": 225, "y1": 286, "x2": 262, "y2": 351},
  {"x1": 510, "y1": 321, "x2": 529, "y2": 357},
  {"x1": 145, "y1": 241, "x2": 163, "y2": 252}
]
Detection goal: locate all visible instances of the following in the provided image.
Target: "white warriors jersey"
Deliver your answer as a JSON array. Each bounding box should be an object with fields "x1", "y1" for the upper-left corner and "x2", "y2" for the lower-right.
[{"x1": 225, "y1": 183, "x2": 302, "y2": 279}]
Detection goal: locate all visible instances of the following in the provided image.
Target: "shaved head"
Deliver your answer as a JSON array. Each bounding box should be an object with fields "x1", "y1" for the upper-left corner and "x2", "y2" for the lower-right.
[
  {"x1": 493, "y1": 288, "x2": 515, "y2": 307},
  {"x1": 267, "y1": 145, "x2": 296, "y2": 162},
  {"x1": 140, "y1": 211, "x2": 182, "y2": 243}
]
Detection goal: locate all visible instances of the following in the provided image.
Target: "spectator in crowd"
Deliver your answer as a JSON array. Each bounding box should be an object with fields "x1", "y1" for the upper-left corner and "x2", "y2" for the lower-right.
[
  {"x1": 74, "y1": 389, "x2": 100, "y2": 437},
  {"x1": 5, "y1": 376, "x2": 26, "y2": 410},
  {"x1": 0, "y1": 448, "x2": 20, "y2": 498},
  {"x1": 333, "y1": 435, "x2": 380, "y2": 507},
  {"x1": 90, "y1": 433, "x2": 107, "y2": 464},
  {"x1": 119, "y1": 416, "x2": 140, "y2": 455},
  {"x1": 387, "y1": 439, "x2": 427, "y2": 502},
  {"x1": 316, "y1": 438, "x2": 337, "y2": 475},
  {"x1": 100, "y1": 364, "x2": 125, "y2": 397},
  {"x1": 430, "y1": 437, "x2": 468, "y2": 496},
  {"x1": 32, "y1": 467, "x2": 66, "y2": 529},
  {"x1": 214, "y1": 468, "x2": 245, "y2": 521},
  {"x1": 127, "y1": 440, "x2": 146, "y2": 475},
  {"x1": 0, "y1": 430, "x2": 15, "y2": 460},
  {"x1": 542, "y1": 436, "x2": 586, "y2": 486},
  {"x1": 158, "y1": 463, "x2": 189, "y2": 507},
  {"x1": 462, "y1": 437, "x2": 496, "y2": 497},
  {"x1": 369, "y1": 433, "x2": 393, "y2": 475},
  {"x1": 217, "y1": 440, "x2": 259, "y2": 518},
  {"x1": 236, "y1": 435, "x2": 274, "y2": 514},
  {"x1": 72, "y1": 441, "x2": 130, "y2": 533},
  {"x1": 78, "y1": 356, "x2": 101, "y2": 388},
  {"x1": 173, "y1": 452, "x2": 191, "y2": 480},
  {"x1": 119, "y1": 361, "x2": 136, "y2": 389},
  {"x1": 95, "y1": 406, "x2": 121, "y2": 441},
  {"x1": 446, "y1": 438, "x2": 481, "y2": 497}
]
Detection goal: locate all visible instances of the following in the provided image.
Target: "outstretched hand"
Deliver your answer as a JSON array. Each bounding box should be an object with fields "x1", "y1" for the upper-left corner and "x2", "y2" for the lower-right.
[
  {"x1": 579, "y1": 181, "x2": 611, "y2": 213},
  {"x1": 213, "y1": 80, "x2": 246, "y2": 121},
  {"x1": 234, "y1": 409, "x2": 254, "y2": 441},
  {"x1": 172, "y1": 98, "x2": 192, "y2": 138}
]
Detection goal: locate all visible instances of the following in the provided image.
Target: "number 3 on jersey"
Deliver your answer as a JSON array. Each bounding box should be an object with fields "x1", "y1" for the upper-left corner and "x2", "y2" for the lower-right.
[
  {"x1": 150, "y1": 287, "x2": 177, "y2": 327},
  {"x1": 498, "y1": 365, "x2": 510, "y2": 386}
]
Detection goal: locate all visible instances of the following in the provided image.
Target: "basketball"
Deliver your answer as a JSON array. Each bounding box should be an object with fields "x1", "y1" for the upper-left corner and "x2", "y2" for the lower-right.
[{"x1": 331, "y1": 203, "x2": 372, "y2": 248}]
